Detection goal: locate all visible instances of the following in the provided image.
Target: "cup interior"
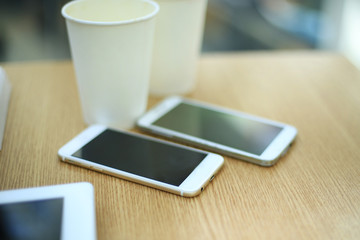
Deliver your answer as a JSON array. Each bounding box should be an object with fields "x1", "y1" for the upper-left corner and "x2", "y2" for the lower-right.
[{"x1": 62, "y1": 0, "x2": 159, "y2": 25}]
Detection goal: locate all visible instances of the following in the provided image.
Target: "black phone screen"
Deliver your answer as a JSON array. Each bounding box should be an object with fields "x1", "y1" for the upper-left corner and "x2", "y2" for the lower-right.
[
  {"x1": 153, "y1": 103, "x2": 283, "y2": 156},
  {"x1": 72, "y1": 130, "x2": 206, "y2": 186}
]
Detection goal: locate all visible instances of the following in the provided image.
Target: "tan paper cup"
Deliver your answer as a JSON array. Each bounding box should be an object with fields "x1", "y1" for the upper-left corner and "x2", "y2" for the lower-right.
[{"x1": 62, "y1": 0, "x2": 159, "y2": 129}]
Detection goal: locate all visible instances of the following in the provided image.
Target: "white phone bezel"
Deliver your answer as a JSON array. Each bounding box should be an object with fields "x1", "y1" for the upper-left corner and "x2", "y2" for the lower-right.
[
  {"x1": 0, "y1": 182, "x2": 96, "y2": 240},
  {"x1": 58, "y1": 125, "x2": 224, "y2": 197},
  {"x1": 137, "y1": 96, "x2": 297, "y2": 166}
]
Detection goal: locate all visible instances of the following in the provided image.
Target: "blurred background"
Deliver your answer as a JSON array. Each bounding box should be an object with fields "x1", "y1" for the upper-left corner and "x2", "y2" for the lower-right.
[{"x1": 0, "y1": 0, "x2": 359, "y2": 68}]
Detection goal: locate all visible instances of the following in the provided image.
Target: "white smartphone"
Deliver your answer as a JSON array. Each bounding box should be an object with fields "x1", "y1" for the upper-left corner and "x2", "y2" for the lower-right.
[
  {"x1": 58, "y1": 125, "x2": 224, "y2": 197},
  {"x1": 137, "y1": 96, "x2": 297, "y2": 166}
]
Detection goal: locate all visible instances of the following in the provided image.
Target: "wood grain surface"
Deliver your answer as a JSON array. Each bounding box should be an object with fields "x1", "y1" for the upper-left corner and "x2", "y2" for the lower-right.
[{"x1": 1, "y1": 51, "x2": 359, "y2": 239}]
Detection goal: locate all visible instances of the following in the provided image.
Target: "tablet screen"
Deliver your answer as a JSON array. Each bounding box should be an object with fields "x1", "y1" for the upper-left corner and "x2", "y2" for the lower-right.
[{"x1": 0, "y1": 198, "x2": 63, "y2": 240}]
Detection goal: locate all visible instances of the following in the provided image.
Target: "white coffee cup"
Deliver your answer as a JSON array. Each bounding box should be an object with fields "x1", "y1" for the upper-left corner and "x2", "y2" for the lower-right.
[
  {"x1": 62, "y1": 0, "x2": 159, "y2": 129},
  {"x1": 150, "y1": 0, "x2": 208, "y2": 96}
]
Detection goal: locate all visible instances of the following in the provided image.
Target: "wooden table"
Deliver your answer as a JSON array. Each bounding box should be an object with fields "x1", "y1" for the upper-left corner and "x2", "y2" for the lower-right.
[{"x1": 1, "y1": 51, "x2": 359, "y2": 239}]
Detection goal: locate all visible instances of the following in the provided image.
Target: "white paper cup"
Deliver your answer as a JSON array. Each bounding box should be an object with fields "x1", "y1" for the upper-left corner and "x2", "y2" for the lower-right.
[
  {"x1": 62, "y1": 0, "x2": 159, "y2": 129},
  {"x1": 150, "y1": 0, "x2": 207, "y2": 96}
]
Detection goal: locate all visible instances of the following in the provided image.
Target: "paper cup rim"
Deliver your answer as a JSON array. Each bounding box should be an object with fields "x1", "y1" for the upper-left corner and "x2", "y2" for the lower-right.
[{"x1": 61, "y1": 0, "x2": 159, "y2": 26}]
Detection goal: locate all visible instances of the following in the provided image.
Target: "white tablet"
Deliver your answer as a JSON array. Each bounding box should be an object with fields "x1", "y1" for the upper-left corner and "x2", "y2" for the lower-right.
[{"x1": 0, "y1": 182, "x2": 96, "y2": 240}]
